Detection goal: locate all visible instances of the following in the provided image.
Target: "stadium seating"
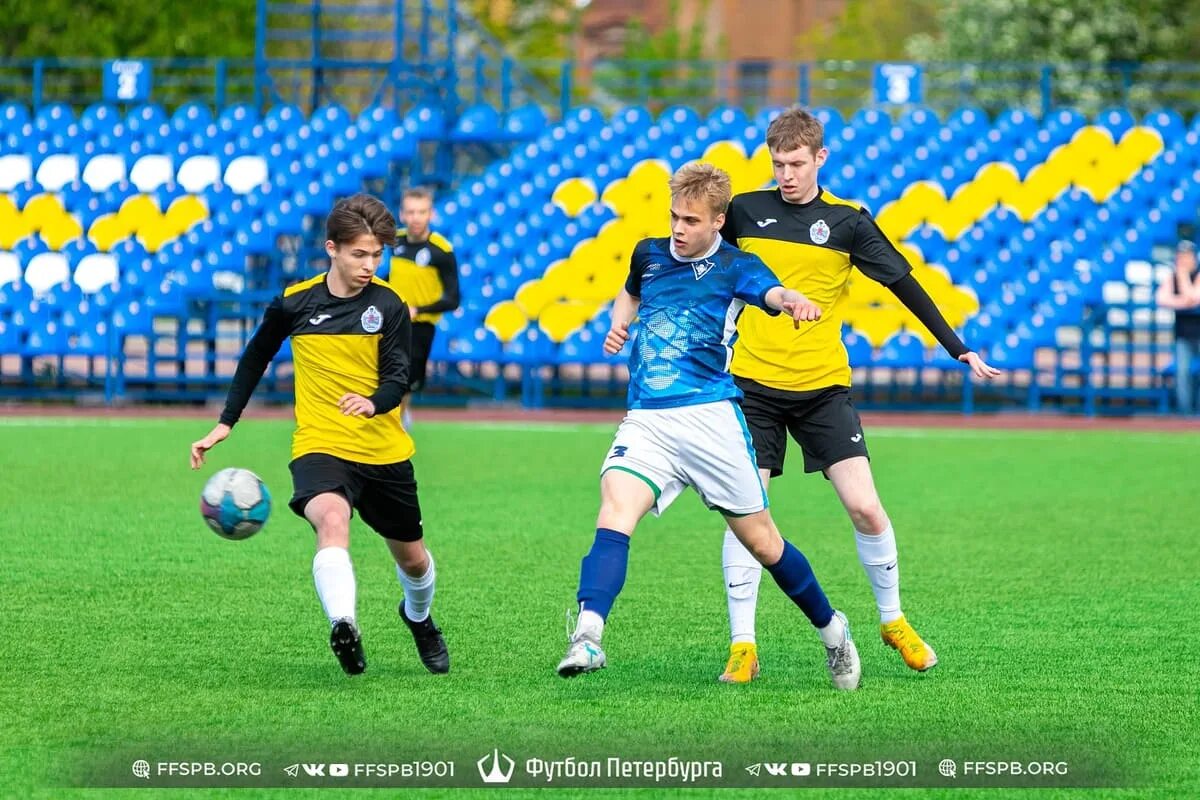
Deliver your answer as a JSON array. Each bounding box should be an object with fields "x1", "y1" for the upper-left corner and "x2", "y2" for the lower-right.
[{"x1": 0, "y1": 96, "x2": 1189, "y2": 410}]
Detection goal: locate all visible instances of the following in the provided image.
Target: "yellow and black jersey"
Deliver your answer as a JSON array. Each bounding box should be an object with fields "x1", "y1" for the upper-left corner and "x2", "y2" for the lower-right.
[
  {"x1": 388, "y1": 229, "x2": 460, "y2": 324},
  {"x1": 219, "y1": 274, "x2": 415, "y2": 464},
  {"x1": 721, "y1": 187, "x2": 914, "y2": 391}
]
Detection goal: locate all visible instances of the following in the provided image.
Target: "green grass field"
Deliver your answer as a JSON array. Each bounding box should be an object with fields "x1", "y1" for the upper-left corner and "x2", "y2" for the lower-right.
[{"x1": 1, "y1": 416, "x2": 1197, "y2": 799}]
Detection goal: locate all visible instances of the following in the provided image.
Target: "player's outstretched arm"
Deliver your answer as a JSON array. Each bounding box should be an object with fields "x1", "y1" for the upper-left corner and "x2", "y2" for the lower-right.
[
  {"x1": 190, "y1": 423, "x2": 232, "y2": 470},
  {"x1": 605, "y1": 288, "x2": 640, "y2": 355},
  {"x1": 192, "y1": 298, "x2": 289, "y2": 468},
  {"x1": 765, "y1": 286, "x2": 821, "y2": 328}
]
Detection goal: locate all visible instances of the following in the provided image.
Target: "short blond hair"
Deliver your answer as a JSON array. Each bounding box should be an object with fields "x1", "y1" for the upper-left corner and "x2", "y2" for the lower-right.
[
  {"x1": 402, "y1": 186, "x2": 434, "y2": 203},
  {"x1": 668, "y1": 162, "x2": 731, "y2": 218},
  {"x1": 766, "y1": 107, "x2": 824, "y2": 154}
]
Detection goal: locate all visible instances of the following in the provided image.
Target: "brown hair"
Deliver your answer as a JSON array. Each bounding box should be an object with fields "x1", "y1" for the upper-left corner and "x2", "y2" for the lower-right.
[
  {"x1": 668, "y1": 162, "x2": 731, "y2": 218},
  {"x1": 325, "y1": 193, "x2": 397, "y2": 247},
  {"x1": 402, "y1": 186, "x2": 434, "y2": 204},
  {"x1": 765, "y1": 107, "x2": 824, "y2": 154}
]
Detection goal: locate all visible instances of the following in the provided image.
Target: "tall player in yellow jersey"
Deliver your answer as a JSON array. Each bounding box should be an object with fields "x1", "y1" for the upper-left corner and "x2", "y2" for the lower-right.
[
  {"x1": 189, "y1": 194, "x2": 449, "y2": 678},
  {"x1": 388, "y1": 187, "x2": 460, "y2": 425},
  {"x1": 716, "y1": 108, "x2": 1001, "y2": 683}
]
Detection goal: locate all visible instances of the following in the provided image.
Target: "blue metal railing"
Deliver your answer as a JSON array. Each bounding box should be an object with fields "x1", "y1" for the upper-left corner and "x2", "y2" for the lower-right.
[{"x1": 5, "y1": 56, "x2": 1200, "y2": 120}]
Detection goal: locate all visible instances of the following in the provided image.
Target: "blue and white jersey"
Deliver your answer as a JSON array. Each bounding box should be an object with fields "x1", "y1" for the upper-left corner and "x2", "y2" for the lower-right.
[{"x1": 624, "y1": 236, "x2": 782, "y2": 409}]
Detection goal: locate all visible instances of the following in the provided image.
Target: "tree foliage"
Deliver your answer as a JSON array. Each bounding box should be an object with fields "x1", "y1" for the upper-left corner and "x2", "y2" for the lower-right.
[
  {"x1": 589, "y1": 0, "x2": 721, "y2": 111},
  {"x1": 796, "y1": 0, "x2": 940, "y2": 62},
  {"x1": 1, "y1": 0, "x2": 256, "y2": 59},
  {"x1": 905, "y1": 0, "x2": 1200, "y2": 112}
]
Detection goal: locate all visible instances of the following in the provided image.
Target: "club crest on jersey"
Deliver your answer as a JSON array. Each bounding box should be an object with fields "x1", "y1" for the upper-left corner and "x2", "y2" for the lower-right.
[
  {"x1": 692, "y1": 259, "x2": 715, "y2": 280},
  {"x1": 415, "y1": 247, "x2": 432, "y2": 266},
  {"x1": 360, "y1": 305, "x2": 383, "y2": 333},
  {"x1": 809, "y1": 219, "x2": 830, "y2": 244}
]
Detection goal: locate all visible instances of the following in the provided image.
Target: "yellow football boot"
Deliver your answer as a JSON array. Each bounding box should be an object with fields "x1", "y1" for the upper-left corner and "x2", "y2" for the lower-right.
[
  {"x1": 880, "y1": 615, "x2": 938, "y2": 671},
  {"x1": 718, "y1": 642, "x2": 760, "y2": 683}
]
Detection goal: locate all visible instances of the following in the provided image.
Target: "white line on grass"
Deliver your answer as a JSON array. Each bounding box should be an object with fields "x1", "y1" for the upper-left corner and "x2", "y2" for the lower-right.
[{"x1": 0, "y1": 417, "x2": 182, "y2": 428}]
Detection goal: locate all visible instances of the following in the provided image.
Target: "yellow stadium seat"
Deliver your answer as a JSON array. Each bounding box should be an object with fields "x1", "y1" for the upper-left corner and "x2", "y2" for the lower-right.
[
  {"x1": 700, "y1": 141, "x2": 761, "y2": 194},
  {"x1": 927, "y1": 204, "x2": 975, "y2": 241},
  {"x1": 600, "y1": 177, "x2": 632, "y2": 212},
  {"x1": 1118, "y1": 127, "x2": 1164, "y2": 164},
  {"x1": 551, "y1": 177, "x2": 598, "y2": 217},
  {"x1": 623, "y1": 160, "x2": 672, "y2": 209},
  {"x1": 165, "y1": 195, "x2": 208, "y2": 235},
  {"x1": 539, "y1": 259, "x2": 574, "y2": 292},
  {"x1": 565, "y1": 271, "x2": 624, "y2": 305},
  {"x1": 87, "y1": 213, "x2": 135, "y2": 251},
  {"x1": 1069, "y1": 126, "x2": 1115, "y2": 161},
  {"x1": 846, "y1": 306, "x2": 906, "y2": 348},
  {"x1": 21, "y1": 193, "x2": 65, "y2": 228},
  {"x1": 539, "y1": 301, "x2": 597, "y2": 343},
  {"x1": 847, "y1": 274, "x2": 890, "y2": 307},
  {"x1": 746, "y1": 143, "x2": 774, "y2": 189},
  {"x1": 0, "y1": 213, "x2": 34, "y2": 249},
  {"x1": 39, "y1": 215, "x2": 83, "y2": 250},
  {"x1": 118, "y1": 194, "x2": 161, "y2": 230},
  {"x1": 514, "y1": 279, "x2": 558, "y2": 318},
  {"x1": 973, "y1": 162, "x2": 1021, "y2": 205},
  {"x1": 136, "y1": 218, "x2": 176, "y2": 253},
  {"x1": 484, "y1": 300, "x2": 528, "y2": 343},
  {"x1": 0, "y1": 194, "x2": 17, "y2": 219}
]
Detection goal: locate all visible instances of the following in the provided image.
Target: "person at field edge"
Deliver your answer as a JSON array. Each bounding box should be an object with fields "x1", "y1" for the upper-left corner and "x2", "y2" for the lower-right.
[
  {"x1": 714, "y1": 106, "x2": 1002, "y2": 684},
  {"x1": 557, "y1": 162, "x2": 862, "y2": 691},
  {"x1": 1156, "y1": 239, "x2": 1200, "y2": 414},
  {"x1": 387, "y1": 186, "x2": 461, "y2": 428},
  {"x1": 189, "y1": 193, "x2": 449, "y2": 677}
]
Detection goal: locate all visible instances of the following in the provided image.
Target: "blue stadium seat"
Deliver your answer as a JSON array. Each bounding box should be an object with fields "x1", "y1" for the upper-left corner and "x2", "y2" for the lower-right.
[
  {"x1": 452, "y1": 104, "x2": 501, "y2": 142},
  {"x1": 403, "y1": 104, "x2": 445, "y2": 139},
  {"x1": 0, "y1": 102, "x2": 30, "y2": 133},
  {"x1": 503, "y1": 104, "x2": 547, "y2": 140},
  {"x1": 171, "y1": 102, "x2": 213, "y2": 135},
  {"x1": 356, "y1": 105, "x2": 400, "y2": 136},
  {"x1": 877, "y1": 330, "x2": 927, "y2": 368}
]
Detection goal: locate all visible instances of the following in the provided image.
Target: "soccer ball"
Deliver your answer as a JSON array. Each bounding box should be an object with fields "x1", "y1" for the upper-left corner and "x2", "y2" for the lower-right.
[{"x1": 200, "y1": 467, "x2": 271, "y2": 540}]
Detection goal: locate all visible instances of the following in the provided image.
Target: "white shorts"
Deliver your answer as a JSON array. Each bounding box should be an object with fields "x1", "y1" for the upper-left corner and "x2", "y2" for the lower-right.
[{"x1": 599, "y1": 400, "x2": 768, "y2": 517}]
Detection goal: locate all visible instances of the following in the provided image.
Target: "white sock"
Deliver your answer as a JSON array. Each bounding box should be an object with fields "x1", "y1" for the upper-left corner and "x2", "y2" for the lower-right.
[
  {"x1": 313, "y1": 546, "x2": 356, "y2": 626},
  {"x1": 856, "y1": 525, "x2": 902, "y2": 623},
  {"x1": 398, "y1": 553, "x2": 436, "y2": 622},
  {"x1": 575, "y1": 609, "x2": 605, "y2": 642},
  {"x1": 817, "y1": 611, "x2": 846, "y2": 648},
  {"x1": 722, "y1": 527, "x2": 762, "y2": 644}
]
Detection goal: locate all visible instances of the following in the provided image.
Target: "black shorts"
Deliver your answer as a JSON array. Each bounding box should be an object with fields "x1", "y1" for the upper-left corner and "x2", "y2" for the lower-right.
[
  {"x1": 735, "y1": 378, "x2": 869, "y2": 477},
  {"x1": 288, "y1": 453, "x2": 424, "y2": 541},
  {"x1": 409, "y1": 321, "x2": 436, "y2": 393}
]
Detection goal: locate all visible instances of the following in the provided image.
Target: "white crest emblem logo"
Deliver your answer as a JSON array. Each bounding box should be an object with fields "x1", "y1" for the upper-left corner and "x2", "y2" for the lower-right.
[
  {"x1": 415, "y1": 247, "x2": 432, "y2": 266},
  {"x1": 360, "y1": 305, "x2": 383, "y2": 333},
  {"x1": 809, "y1": 219, "x2": 830, "y2": 244},
  {"x1": 691, "y1": 259, "x2": 715, "y2": 280},
  {"x1": 477, "y1": 750, "x2": 515, "y2": 784}
]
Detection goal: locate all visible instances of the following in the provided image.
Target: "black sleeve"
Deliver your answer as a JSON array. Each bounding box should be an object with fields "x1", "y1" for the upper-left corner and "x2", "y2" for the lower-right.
[
  {"x1": 415, "y1": 250, "x2": 461, "y2": 315},
  {"x1": 368, "y1": 301, "x2": 411, "y2": 415},
  {"x1": 219, "y1": 297, "x2": 291, "y2": 427},
  {"x1": 850, "y1": 208, "x2": 913, "y2": 286},
  {"x1": 623, "y1": 241, "x2": 644, "y2": 297},
  {"x1": 719, "y1": 200, "x2": 740, "y2": 245},
  {"x1": 888, "y1": 274, "x2": 970, "y2": 359}
]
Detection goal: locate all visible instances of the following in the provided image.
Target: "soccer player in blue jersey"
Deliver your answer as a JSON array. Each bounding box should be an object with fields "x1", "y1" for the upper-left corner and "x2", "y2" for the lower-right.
[{"x1": 555, "y1": 162, "x2": 861, "y2": 690}]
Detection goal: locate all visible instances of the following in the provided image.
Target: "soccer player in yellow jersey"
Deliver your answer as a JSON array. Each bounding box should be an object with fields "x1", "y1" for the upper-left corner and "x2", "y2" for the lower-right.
[
  {"x1": 715, "y1": 107, "x2": 1001, "y2": 683},
  {"x1": 388, "y1": 187, "x2": 460, "y2": 425},
  {"x1": 189, "y1": 194, "x2": 449, "y2": 677}
]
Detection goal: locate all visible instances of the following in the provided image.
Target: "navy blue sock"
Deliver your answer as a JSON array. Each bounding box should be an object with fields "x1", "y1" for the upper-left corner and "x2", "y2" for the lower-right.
[
  {"x1": 765, "y1": 539, "x2": 835, "y2": 629},
  {"x1": 576, "y1": 528, "x2": 631, "y2": 620}
]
